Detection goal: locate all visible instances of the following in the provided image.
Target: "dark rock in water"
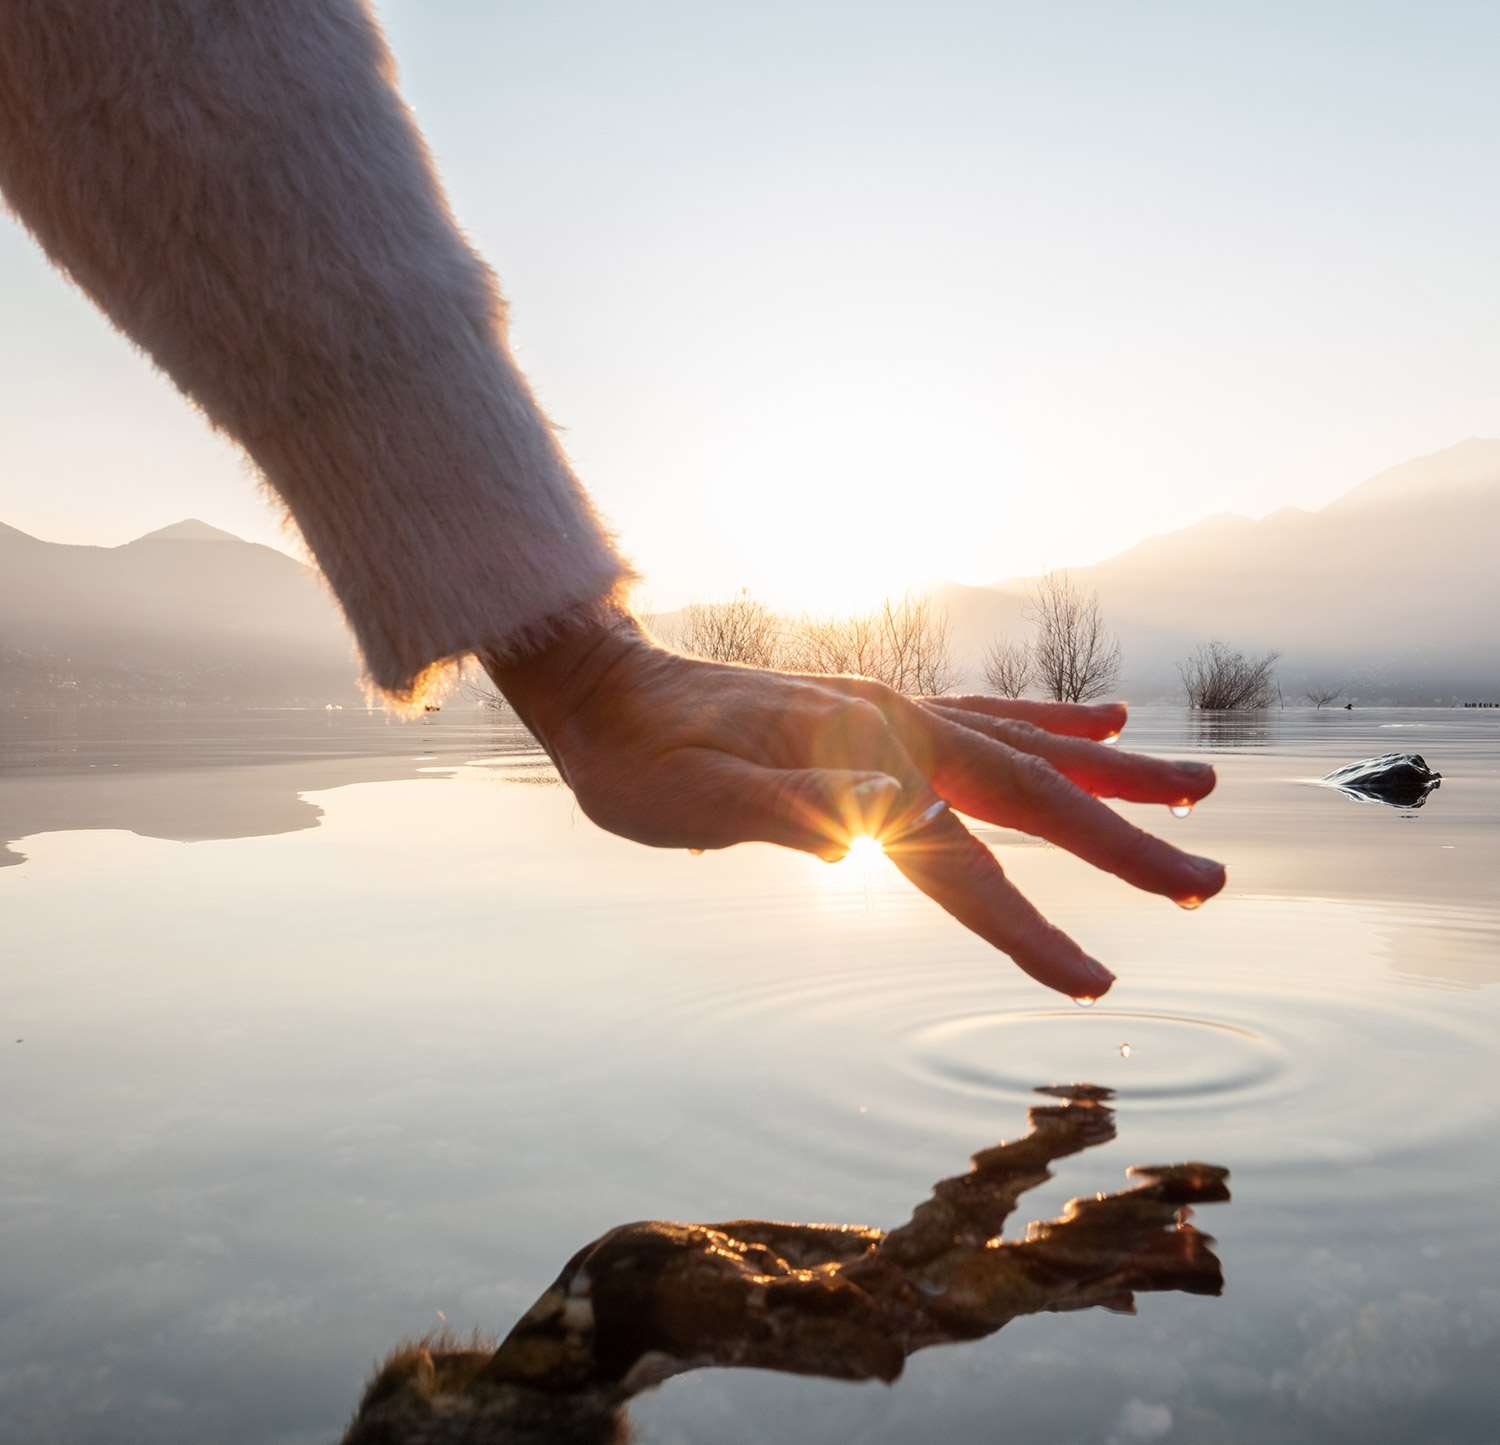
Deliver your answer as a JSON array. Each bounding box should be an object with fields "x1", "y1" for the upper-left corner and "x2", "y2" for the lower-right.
[{"x1": 1321, "y1": 753, "x2": 1442, "y2": 809}]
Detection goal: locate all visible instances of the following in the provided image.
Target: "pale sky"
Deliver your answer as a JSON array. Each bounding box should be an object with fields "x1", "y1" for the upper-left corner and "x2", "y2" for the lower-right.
[{"x1": 2, "y1": 0, "x2": 1497, "y2": 611}]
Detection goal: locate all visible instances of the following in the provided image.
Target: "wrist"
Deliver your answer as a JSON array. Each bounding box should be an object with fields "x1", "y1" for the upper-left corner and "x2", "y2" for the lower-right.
[{"x1": 482, "y1": 599, "x2": 646, "y2": 743}]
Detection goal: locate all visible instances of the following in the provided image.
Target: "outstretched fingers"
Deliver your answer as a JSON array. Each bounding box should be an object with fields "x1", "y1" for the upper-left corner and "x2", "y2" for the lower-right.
[
  {"x1": 904, "y1": 707, "x2": 1226, "y2": 906},
  {"x1": 923, "y1": 704, "x2": 1217, "y2": 807},
  {"x1": 783, "y1": 678, "x2": 1224, "y2": 907}
]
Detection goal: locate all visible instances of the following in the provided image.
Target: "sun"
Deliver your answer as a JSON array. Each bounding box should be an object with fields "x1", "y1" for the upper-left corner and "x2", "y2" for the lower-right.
[{"x1": 810, "y1": 831, "x2": 895, "y2": 900}]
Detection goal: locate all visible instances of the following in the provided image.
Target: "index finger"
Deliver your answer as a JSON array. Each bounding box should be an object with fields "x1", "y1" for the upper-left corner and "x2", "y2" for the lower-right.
[{"x1": 884, "y1": 808, "x2": 1116, "y2": 1000}]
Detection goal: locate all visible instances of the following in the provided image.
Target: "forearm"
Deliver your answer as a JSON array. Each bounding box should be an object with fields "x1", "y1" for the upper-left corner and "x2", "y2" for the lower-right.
[{"x1": 0, "y1": 0, "x2": 632, "y2": 703}]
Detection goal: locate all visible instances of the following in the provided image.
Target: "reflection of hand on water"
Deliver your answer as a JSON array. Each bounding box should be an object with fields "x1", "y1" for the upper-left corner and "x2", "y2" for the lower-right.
[
  {"x1": 488, "y1": 618, "x2": 1227, "y2": 1000},
  {"x1": 342, "y1": 1087, "x2": 1230, "y2": 1444}
]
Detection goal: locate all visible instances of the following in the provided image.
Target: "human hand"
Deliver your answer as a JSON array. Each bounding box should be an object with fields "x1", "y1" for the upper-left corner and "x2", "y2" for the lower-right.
[{"x1": 486, "y1": 613, "x2": 1224, "y2": 1000}]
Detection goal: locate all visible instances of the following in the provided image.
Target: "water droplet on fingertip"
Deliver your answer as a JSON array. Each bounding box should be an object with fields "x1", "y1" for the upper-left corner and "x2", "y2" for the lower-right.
[
  {"x1": 1102, "y1": 732, "x2": 1120, "y2": 746},
  {"x1": 1170, "y1": 803, "x2": 1193, "y2": 818},
  {"x1": 687, "y1": 848, "x2": 705, "y2": 857},
  {"x1": 1073, "y1": 995, "x2": 1097, "y2": 1009},
  {"x1": 1177, "y1": 894, "x2": 1203, "y2": 911},
  {"x1": 1119, "y1": 1042, "x2": 1132, "y2": 1058}
]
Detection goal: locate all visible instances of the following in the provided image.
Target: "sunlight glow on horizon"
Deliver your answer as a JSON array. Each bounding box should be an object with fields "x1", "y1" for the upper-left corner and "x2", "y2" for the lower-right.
[{"x1": 3, "y1": 2, "x2": 1498, "y2": 605}]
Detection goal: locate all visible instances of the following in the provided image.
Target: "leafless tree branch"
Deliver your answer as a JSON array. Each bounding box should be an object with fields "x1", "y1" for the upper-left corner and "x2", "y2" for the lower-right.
[
  {"x1": 1027, "y1": 572, "x2": 1122, "y2": 703},
  {"x1": 982, "y1": 637, "x2": 1034, "y2": 697},
  {"x1": 1179, "y1": 641, "x2": 1280, "y2": 709},
  {"x1": 677, "y1": 590, "x2": 786, "y2": 668},
  {"x1": 1304, "y1": 684, "x2": 1344, "y2": 709},
  {"x1": 786, "y1": 594, "x2": 956, "y2": 695}
]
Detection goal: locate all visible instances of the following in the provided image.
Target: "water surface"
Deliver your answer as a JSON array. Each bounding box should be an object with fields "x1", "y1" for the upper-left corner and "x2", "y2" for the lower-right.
[{"x1": 3, "y1": 705, "x2": 1497, "y2": 1443}]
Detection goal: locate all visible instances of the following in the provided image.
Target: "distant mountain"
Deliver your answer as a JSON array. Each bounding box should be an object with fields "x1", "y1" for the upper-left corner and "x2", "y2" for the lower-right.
[
  {"x1": 0, "y1": 519, "x2": 360, "y2": 706},
  {"x1": 1324, "y1": 436, "x2": 1500, "y2": 513},
  {"x1": 937, "y1": 438, "x2": 1500, "y2": 702},
  {"x1": 131, "y1": 518, "x2": 246, "y2": 544},
  {"x1": 5, "y1": 439, "x2": 1498, "y2": 707}
]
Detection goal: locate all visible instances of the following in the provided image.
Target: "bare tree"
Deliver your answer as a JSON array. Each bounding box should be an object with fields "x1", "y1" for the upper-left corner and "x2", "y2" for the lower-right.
[
  {"x1": 982, "y1": 637, "x2": 1034, "y2": 697},
  {"x1": 678, "y1": 590, "x2": 784, "y2": 668},
  {"x1": 783, "y1": 610, "x2": 880, "y2": 679},
  {"x1": 1304, "y1": 684, "x2": 1344, "y2": 709},
  {"x1": 1028, "y1": 572, "x2": 1122, "y2": 703},
  {"x1": 787, "y1": 594, "x2": 956, "y2": 695},
  {"x1": 1179, "y1": 641, "x2": 1280, "y2": 709},
  {"x1": 877, "y1": 594, "x2": 957, "y2": 695}
]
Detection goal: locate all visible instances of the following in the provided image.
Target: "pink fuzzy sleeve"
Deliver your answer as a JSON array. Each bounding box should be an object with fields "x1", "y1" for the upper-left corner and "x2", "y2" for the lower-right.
[{"x1": 0, "y1": 0, "x2": 633, "y2": 704}]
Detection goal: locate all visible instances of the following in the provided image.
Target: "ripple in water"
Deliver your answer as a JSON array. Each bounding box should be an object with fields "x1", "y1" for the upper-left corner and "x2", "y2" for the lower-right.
[
  {"x1": 646, "y1": 939, "x2": 1499, "y2": 1172},
  {"x1": 905, "y1": 1008, "x2": 1285, "y2": 1109}
]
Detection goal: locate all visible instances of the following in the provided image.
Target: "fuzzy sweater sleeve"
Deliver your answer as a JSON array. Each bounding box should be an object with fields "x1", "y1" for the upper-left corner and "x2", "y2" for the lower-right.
[{"x1": 0, "y1": 0, "x2": 633, "y2": 704}]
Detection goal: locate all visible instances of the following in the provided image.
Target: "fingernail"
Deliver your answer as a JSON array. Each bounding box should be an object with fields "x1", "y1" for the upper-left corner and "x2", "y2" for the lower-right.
[
  {"x1": 851, "y1": 776, "x2": 902, "y2": 807},
  {"x1": 907, "y1": 798, "x2": 949, "y2": 831},
  {"x1": 1081, "y1": 958, "x2": 1116, "y2": 992},
  {"x1": 1189, "y1": 853, "x2": 1225, "y2": 880},
  {"x1": 1179, "y1": 762, "x2": 1214, "y2": 778}
]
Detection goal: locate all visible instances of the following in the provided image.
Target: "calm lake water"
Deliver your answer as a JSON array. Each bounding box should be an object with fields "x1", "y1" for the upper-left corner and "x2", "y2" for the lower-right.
[{"x1": 3, "y1": 704, "x2": 1498, "y2": 1444}]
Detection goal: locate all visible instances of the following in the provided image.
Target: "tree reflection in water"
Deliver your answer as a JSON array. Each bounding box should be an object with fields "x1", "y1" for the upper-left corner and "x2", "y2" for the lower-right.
[
  {"x1": 1190, "y1": 710, "x2": 1274, "y2": 751},
  {"x1": 342, "y1": 1087, "x2": 1229, "y2": 1445}
]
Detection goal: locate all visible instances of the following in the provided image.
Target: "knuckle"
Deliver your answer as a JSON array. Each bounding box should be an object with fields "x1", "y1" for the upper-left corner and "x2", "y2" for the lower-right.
[
  {"x1": 810, "y1": 692, "x2": 890, "y2": 742},
  {"x1": 835, "y1": 674, "x2": 887, "y2": 702},
  {"x1": 788, "y1": 686, "x2": 906, "y2": 774},
  {"x1": 836, "y1": 674, "x2": 904, "y2": 718},
  {"x1": 991, "y1": 719, "x2": 1040, "y2": 749},
  {"x1": 1011, "y1": 752, "x2": 1066, "y2": 803},
  {"x1": 842, "y1": 697, "x2": 890, "y2": 733}
]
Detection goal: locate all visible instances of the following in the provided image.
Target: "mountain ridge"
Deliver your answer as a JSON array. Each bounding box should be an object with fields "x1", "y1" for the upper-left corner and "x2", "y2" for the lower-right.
[
  {"x1": 4, "y1": 438, "x2": 1498, "y2": 705},
  {"x1": 0, "y1": 513, "x2": 358, "y2": 706},
  {"x1": 940, "y1": 438, "x2": 1500, "y2": 701},
  {"x1": 128, "y1": 518, "x2": 247, "y2": 545}
]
